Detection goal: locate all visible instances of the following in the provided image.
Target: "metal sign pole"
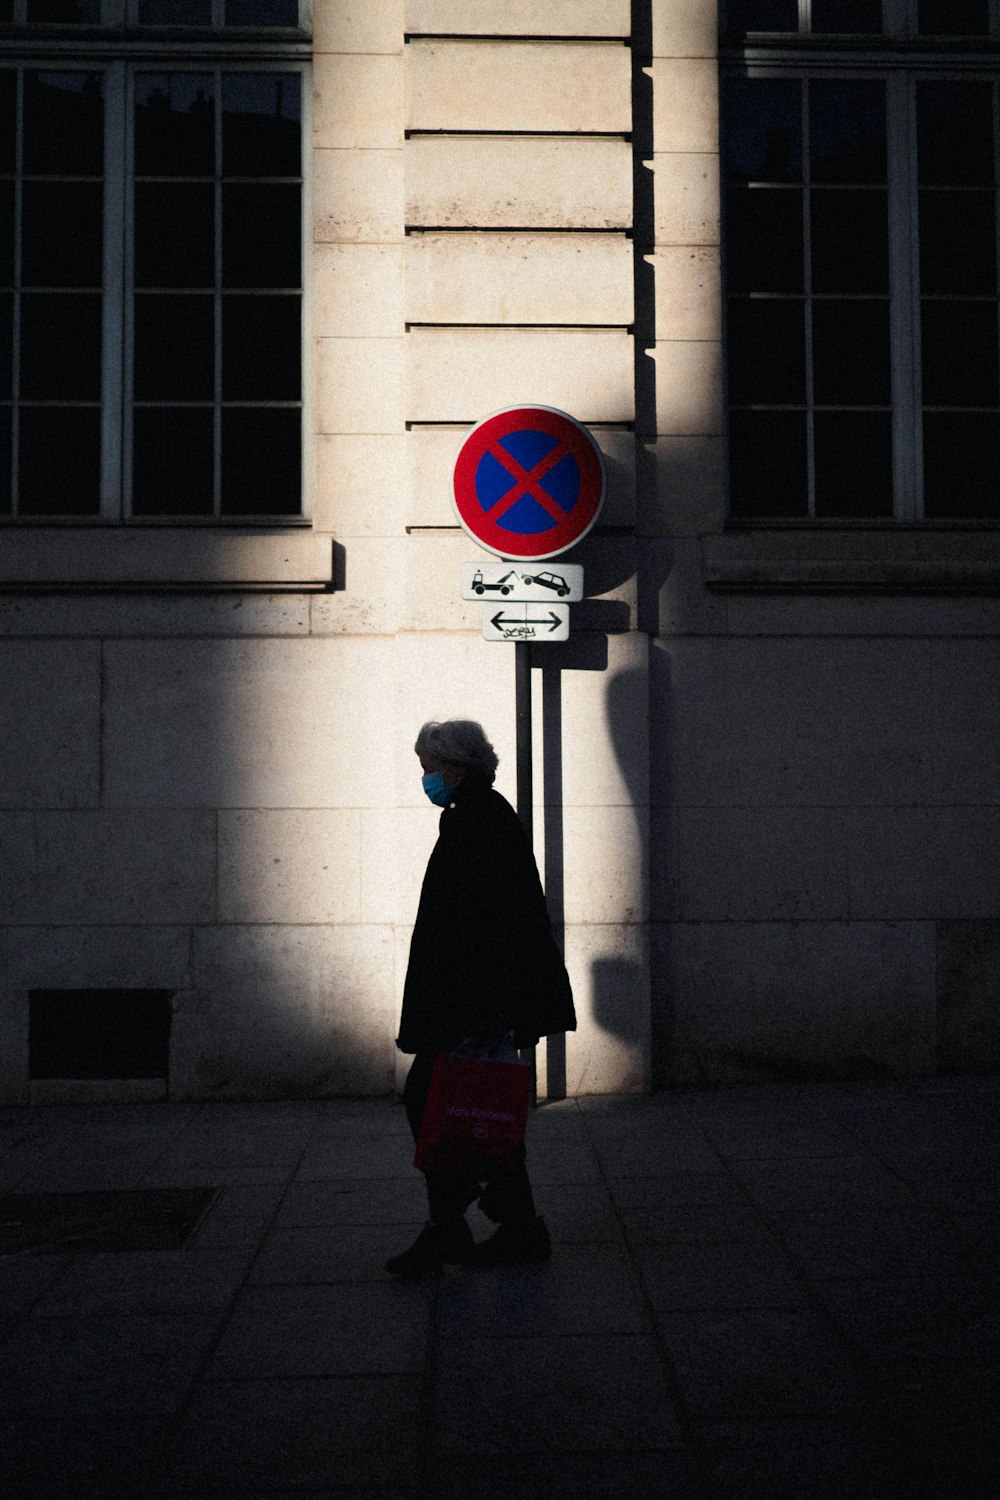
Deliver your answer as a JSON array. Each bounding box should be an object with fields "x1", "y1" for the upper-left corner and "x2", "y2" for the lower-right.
[
  {"x1": 515, "y1": 639, "x2": 532, "y2": 849},
  {"x1": 514, "y1": 636, "x2": 538, "y2": 1103}
]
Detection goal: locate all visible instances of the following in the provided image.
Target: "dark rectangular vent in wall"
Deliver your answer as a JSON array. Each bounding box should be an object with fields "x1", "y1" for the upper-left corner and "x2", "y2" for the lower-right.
[{"x1": 29, "y1": 989, "x2": 173, "y2": 1080}]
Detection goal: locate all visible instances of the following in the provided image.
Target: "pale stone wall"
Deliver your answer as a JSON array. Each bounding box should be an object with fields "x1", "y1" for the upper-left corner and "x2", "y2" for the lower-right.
[
  {"x1": 3, "y1": 1, "x2": 999, "y2": 1103},
  {"x1": 643, "y1": 1, "x2": 1000, "y2": 1086}
]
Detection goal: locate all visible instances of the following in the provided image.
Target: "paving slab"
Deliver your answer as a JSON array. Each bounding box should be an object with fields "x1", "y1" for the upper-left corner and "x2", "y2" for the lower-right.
[
  {"x1": 206, "y1": 1281, "x2": 432, "y2": 1378},
  {"x1": 159, "y1": 1375, "x2": 424, "y2": 1492},
  {"x1": 0, "y1": 1080, "x2": 997, "y2": 1497},
  {"x1": 434, "y1": 1333, "x2": 685, "y2": 1452}
]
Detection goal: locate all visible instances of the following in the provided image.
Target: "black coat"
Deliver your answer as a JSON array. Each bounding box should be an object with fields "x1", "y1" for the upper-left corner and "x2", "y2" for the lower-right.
[{"x1": 397, "y1": 775, "x2": 576, "y2": 1053}]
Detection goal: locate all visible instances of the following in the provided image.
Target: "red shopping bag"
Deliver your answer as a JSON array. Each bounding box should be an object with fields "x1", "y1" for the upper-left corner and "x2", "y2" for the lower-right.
[{"x1": 413, "y1": 1046, "x2": 531, "y2": 1176}]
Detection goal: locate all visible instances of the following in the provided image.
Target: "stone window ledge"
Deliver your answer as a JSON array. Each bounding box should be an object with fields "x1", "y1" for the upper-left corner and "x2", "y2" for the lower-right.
[
  {"x1": 0, "y1": 530, "x2": 334, "y2": 592},
  {"x1": 702, "y1": 533, "x2": 1000, "y2": 595}
]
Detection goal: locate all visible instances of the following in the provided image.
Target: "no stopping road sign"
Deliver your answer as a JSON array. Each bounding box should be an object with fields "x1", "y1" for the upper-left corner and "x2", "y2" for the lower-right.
[{"x1": 452, "y1": 405, "x2": 605, "y2": 562}]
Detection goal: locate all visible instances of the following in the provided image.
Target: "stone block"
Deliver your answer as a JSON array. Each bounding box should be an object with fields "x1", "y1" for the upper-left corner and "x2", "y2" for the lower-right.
[
  {"x1": 561, "y1": 804, "x2": 647, "y2": 927},
  {"x1": 556, "y1": 630, "x2": 650, "y2": 809},
  {"x1": 315, "y1": 0, "x2": 403, "y2": 52},
  {"x1": 666, "y1": 807, "x2": 851, "y2": 922},
  {"x1": 309, "y1": 538, "x2": 407, "y2": 635},
  {"x1": 400, "y1": 534, "x2": 486, "y2": 632},
  {"x1": 313, "y1": 433, "x2": 409, "y2": 536},
  {"x1": 653, "y1": 0, "x2": 718, "y2": 57},
  {"x1": 642, "y1": 434, "x2": 724, "y2": 534},
  {"x1": 0, "y1": 596, "x2": 311, "y2": 638},
  {"x1": 651, "y1": 246, "x2": 721, "y2": 340},
  {"x1": 724, "y1": 595, "x2": 1000, "y2": 639},
  {"x1": 6, "y1": 925, "x2": 192, "y2": 990},
  {"x1": 406, "y1": 41, "x2": 631, "y2": 133},
  {"x1": 0, "y1": 811, "x2": 215, "y2": 924},
  {"x1": 172, "y1": 925, "x2": 396, "y2": 1099},
  {"x1": 404, "y1": 231, "x2": 633, "y2": 326},
  {"x1": 659, "y1": 638, "x2": 940, "y2": 809},
  {"x1": 650, "y1": 340, "x2": 723, "y2": 434},
  {"x1": 360, "y1": 807, "x2": 425, "y2": 924},
  {"x1": 0, "y1": 934, "x2": 24, "y2": 1104},
  {"x1": 405, "y1": 136, "x2": 632, "y2": 229},
  {"x1": 314, "y1": 244, "x2": 404, "y2": 337},
  {"x1": 316, "y1": 336, "x2": 406, "y2": 434},
  {"x1": 644, "y1": 535, "x2": 729, "y2": 636},
  {"x1": 405, "y1": 0, "x2": 631, "y2": 34},
  {"x1": 406, "y1": 329, "x2": 634, "y2": 424},
  {"x1": 592, "y1": 429, "x2": 637, "y2": 528},
  {"x1": 219, "y1": 811, "x2": 364, "y2": 924},
  {"x1": 103, "y1": 637, "x2": 396, "y2": 809},
  {"x1": 563, "y1": 923, "x2": 651, "y2": 1094},
  {"x1": 393, "y1": 923, "x2": 413, "y2": 1089},
  {"x1": 0, "y1": 641, "x2": 99, "y2": 809},
  {"x1": 926, "y1": 640, "x2": 1000, "y2": 804},
  {"x1": 313, "y1": 56, "x2": 404, "y2": 148},
  {"x1": 651, "y1": 59, "x2": 718, "y2": 152},
  {"x1": 313, "y1": 148, "x2": 403, "y2": 243},
  {"x1": 405, "y1": 424, "x2": 466, "y2": 529},
  {"x1": 653, "y1": 152, "x2": 720, "y2": 245},
  {"x1": 936, "y1": 920, "x2": 1000, "y2": 1073},
  {"x1": 653, "y1": 920, "x2": 937, "y2": 1083},
  {"x1": 0, "y1": 530, "x2": 332, "y2": 588},
  {"x1": 849, "y1": 807, "x2": 1000, "y2": 921},
  {"x1": 368, "y1": 803, "x2": 447, "y2": 929}
]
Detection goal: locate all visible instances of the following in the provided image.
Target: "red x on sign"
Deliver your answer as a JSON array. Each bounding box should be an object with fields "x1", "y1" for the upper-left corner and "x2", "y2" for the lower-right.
[{"x1": 452, "y1": 406, "x2": 605, "y2": 561}]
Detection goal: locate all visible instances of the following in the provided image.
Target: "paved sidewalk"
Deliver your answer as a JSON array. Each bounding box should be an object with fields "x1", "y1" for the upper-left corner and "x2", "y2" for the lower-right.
[{"x1": 1, "y1": 1076, "x2": 998, "y2": 1499}]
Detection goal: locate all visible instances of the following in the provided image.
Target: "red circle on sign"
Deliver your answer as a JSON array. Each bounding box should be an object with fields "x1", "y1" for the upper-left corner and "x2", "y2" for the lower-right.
[{"x1": 452, "y1": 405, "x2": 606, "y2": 561}]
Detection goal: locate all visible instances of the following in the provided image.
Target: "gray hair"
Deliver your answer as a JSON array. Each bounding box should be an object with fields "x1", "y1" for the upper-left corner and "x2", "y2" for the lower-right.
[{"x1": 415, "y1": 719, "x2": 499, "y2": 783}]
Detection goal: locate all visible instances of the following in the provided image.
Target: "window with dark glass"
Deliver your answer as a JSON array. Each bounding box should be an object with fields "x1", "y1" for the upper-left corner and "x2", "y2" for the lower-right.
[
  {"x1": 4, "y1": 2, "x2": 302, "y2": 24},
  {"x1": 722, "y1": 2, "x2": 1000, "y2": 521},
  {"x1": 0, "y1": 4, "x2": 306, "y2": 521}
]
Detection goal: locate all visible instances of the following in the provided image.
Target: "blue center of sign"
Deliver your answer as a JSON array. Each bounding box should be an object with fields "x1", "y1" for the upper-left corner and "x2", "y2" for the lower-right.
[{"x1": 474, "y1": 430, "x2": 581, "y2": 535}]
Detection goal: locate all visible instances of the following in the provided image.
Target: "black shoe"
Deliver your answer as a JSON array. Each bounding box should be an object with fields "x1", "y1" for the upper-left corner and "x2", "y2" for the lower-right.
[
  {"x1": 472, "y1": 1216, "x2": 552, "y2": 1266},
  {"x1": 384, "y1": 1220, "x2": 475, "y2": 1276}
]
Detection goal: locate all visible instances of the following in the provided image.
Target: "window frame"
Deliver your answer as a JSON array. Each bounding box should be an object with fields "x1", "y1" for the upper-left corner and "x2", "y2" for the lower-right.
[
  {"x1": 721, "y1": 2, "x2": 1000, "y2": 525},
  {"x1": 722, "y1": 2, "x2": 1000, "y2": 41},
  {"x1": 0, "y1": 11, "x2": 312, "y2": 526},
  {"x1": 3, "y1": 2, "x2": 313, "y2": 30}
]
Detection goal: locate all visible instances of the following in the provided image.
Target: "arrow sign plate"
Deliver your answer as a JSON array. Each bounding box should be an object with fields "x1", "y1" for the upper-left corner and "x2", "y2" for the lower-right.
[
  {"x1": 461, "y1": 561, "x2": 584, "y2": 603},
  {"x1": 482, "y1": 603, "x2": 570, "y2": 643}
]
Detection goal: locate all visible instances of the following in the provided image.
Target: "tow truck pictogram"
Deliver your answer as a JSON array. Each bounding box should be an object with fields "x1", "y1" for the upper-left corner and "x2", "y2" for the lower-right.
[{"x1": 471, "y1": 569, "x2": 517, "y2": 595}]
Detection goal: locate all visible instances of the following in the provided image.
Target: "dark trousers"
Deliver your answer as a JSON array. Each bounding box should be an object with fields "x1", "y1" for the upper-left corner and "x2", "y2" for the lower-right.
[{"x1": 403, "y1": 1051, "x2": 537, "y2": 1227}]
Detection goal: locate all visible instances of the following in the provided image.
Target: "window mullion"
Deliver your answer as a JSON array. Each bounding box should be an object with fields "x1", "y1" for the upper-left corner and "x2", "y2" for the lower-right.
[
  {"x1": 214, "y1": 70, "x2": 222, "y2": 518},
  {"x1": 11, "y1": 69, "x2": 23, "y2": 516},
  {"x1": 803, "y1": 79, "x2": 816, "y2": 518},
  {"x1": 887, "y1": 70, "x2": 920, "y2": 520},
  {"x1": 884, "y1": 0, "x2": 912, "y2": 38},
  {"x1": 100, "y1": 60, "x2": 127, "y2": 520}
]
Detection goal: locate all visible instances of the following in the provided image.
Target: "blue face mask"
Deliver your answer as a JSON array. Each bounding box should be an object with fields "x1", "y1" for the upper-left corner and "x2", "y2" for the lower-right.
[{"x1": 421, "y1": 771, "x2": 455, "y2": 807}]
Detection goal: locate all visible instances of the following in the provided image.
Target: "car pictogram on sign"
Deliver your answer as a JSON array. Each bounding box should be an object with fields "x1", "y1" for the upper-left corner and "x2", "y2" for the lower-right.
[{"x1": 520, "y1": 570, "x2": 571, "y2": 597}]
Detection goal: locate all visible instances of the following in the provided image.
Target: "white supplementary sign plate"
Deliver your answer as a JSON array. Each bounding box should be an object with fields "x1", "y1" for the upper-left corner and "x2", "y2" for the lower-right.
[
  {"x1": 482, "y1": 603, "x2": 570, "y2": 642},
  {"x1": 460, "y1": 561, "x2": 584, "y2": 603}
]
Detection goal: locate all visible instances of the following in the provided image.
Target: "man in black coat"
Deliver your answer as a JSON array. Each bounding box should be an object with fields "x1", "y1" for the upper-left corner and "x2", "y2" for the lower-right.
[{"x1": 386, "y1": 719, "x2": 576, "y2": 1276}]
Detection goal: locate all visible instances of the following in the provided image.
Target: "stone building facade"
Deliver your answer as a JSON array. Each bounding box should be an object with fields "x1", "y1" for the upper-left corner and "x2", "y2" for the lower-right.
[{"x1": 1, "y1": 0, "x2": 998, "y2": 1104}]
